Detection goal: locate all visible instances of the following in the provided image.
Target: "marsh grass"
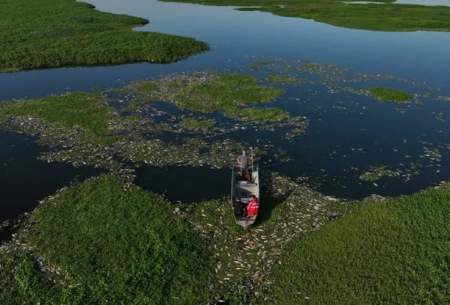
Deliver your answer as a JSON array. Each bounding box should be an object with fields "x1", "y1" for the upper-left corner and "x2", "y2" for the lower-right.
[
  {"x1": 0, "y1": 0, "x2": 208, "y2": 72},
  {"x1": 0, "y1": 175, "x2": 213, "y2": 305},
  {"x1": 270, "y1": 184, "x2": 450, "y2": 305},
  {"x1": 163, "y1": 0, "x2": 450, "y2": 31},
  {"x1": 369, "y1": 87, "x2": 412, "y2": 103}
]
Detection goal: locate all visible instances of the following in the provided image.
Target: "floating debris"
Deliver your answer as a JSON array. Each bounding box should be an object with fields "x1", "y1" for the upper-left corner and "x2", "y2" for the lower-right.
[{"x1": 359, "y1": 166, "x2": 400, "y2": 183}]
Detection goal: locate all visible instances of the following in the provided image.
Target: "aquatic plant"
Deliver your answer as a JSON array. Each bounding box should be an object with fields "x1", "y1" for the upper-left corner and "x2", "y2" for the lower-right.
[
  {"x1": 270, "y1": 183, "x2": 450, "y2": 305},
  {"x1": 0, "y1": 175, "x2": 212, "y2": 305},
  {"x1": 0, "y1": 92, "x2": 119, "y2": 144},
  {"x1": 266, "y1": 74, "x2": 303, "y2": 85},
  {"x1": 0, "y1": 0, "x2": 208, "y2": 72},
  {"x1": 369, "y1": 87, "x2": 412, "y2": 103},
  {"x1": 179, "y1": 117, "x2": 216, "y2": 131},
  {"x1": 129, "y1": 72, "x2": 286, "y2": 122},
  {"x1": 359, "y1": 165, "x2": 400, "y2": 182},
  {"x1": 163, "y1": 0, "x2": 450, "y2": 32},
  {"x1": 236, "y1": 107, "x2": 289, "y2": 122}
]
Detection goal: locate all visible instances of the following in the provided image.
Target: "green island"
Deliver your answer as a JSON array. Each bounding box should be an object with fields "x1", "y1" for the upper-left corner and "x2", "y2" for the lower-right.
[
  {"x1": 162, "y1": 0, "x2": 450, "y2": 32},
  {"x1": 179, "y1": 117, "x2": 216, "y2": 131},
  {"x1": 0, "y1": 0, "x2": 208, "y2": 72},
  {"x1": 368, "y1": 87, "x2": 412, "y2": 103},
  {"x1": 128, "y1": 73, "x2": 289, "y2": 122},
  {"x1": 0, "y1": 175, "x2": 212, "y2": 305},
  {"x1": 267, "y1": 74, "x2": 304, "y2": 85},
  {"x1": 270, "y1": 184, "x2": 450, "y2": 305}
]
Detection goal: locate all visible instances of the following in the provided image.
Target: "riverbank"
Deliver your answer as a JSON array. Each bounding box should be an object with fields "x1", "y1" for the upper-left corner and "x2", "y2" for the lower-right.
[
  {"x1": 162, "y1": 0, "x2": 450, "y2": 31},
  {"x1": 0, "y1": 0, "x2": 208, "y2": 72}
]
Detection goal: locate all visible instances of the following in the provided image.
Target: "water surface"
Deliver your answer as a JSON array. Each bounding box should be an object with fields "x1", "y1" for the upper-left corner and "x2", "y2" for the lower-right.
[{"x1": 0, "y1": 131, "x2": 101, "y2": 241}]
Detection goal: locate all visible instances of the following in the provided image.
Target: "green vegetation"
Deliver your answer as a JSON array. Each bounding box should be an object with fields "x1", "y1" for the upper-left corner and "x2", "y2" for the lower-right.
[
  {"x1": 249, "y1": 60, "x2": 274, "y2": 70},
  {"x1": 179, "y1": 117, "x2": 216, "y2": 131},
  {"x1": 123, "y1": 81, "x2": 159, "y2": 111},
  {"x1": 129, "y1": 73, "x2": 287, "y2": 122},
  {"x1": 0, "y1": 175, "x2": 212, "y2": 305},
  {"x1": 2, "y1": 172, "x2": 449, "y2": 304},
  {"x1": 267, "y1": 74, "x2": 303, "y2": 85},
  {"x1": 0, "y1": 249, "x2": 60, "y2": 305},
  {"x1": 359, "y1": 165, "x2": 400, "y2": 182},
  {"x1": 0, "y1": 92, "x2": 118, "y2": 144},
  {"x1": 237, "y1": 107, "x2": 289, "y2": 122},
  {"x1": 0, "y1": 0, "x2": 208, "y2": 72},
  {"x1": 166, "y1": 73, "x2": 282, "y2": 113},
  {"x1": 271, "y1": 184, "x2": 450, "y2": 305},
  {"x1": 162, "y1": 0, "x2": 450, "y2": 32},
  {"x1": 369, "y1": 87, "x2": 412, "y2": 103}
]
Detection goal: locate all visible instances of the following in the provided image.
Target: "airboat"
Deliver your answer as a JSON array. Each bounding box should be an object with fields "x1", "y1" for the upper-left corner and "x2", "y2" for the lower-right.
[{"x1": 231, "y1": 150, "x2": 260, "y2": 229}]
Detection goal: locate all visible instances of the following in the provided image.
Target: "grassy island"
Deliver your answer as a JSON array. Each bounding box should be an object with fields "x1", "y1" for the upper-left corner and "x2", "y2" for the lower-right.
[
  {"x1": 180, "y1": 117, "x2": 216, "y2": 131},
  {"x1": 369, "y1": 87, "x2": 412, "y2": 103},
  {"x1": 0, "y1": 0, "x2": 208, "y2": 72},
  {"x1": 0, "y1": 175, "x2": 212, "y2": 305},
  {"x1": 129, "y1": 73, "x2": 289, "y2": 122},
  {"x1": 162, "y1": 0, "x2": 450, "y2": 32},
  {"x1": 271, "y1": 184, "x2": 450, "y2": 305}
]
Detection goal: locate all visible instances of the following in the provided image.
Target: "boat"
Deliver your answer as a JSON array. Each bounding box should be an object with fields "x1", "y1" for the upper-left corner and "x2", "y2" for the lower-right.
[{"x1": 231, "y1": 151, "x2": 260, "y2": 229}]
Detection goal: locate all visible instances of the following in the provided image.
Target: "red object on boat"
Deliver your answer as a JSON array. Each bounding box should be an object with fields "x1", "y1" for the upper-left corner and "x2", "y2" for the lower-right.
[{"x1": 247, "y1": 196, "x2": 259, "y2": 217}]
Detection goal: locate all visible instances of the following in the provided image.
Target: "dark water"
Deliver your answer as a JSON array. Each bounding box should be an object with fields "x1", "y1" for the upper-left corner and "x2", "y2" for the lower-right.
[
  {"x1": 272, "y1": 86, "x2": 450, "y2": 198},
  {"x1": 135, "y1": 166, "x2": 230, "y2": 202},
  {"x1": 0, "y1": 131, "x2": 101, "y2": 240},
  {"x1": 1, "y1": 0, "x2": 450, "y2": 226}
]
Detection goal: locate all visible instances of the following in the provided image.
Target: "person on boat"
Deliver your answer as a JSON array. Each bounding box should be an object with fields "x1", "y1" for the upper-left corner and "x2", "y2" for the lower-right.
[
  {"x1": 246, "y1": 195, "x2": 259, "y2": 217},
  {"x1": 237, "y1": 151, "x2": 248, "y2": 172}
]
